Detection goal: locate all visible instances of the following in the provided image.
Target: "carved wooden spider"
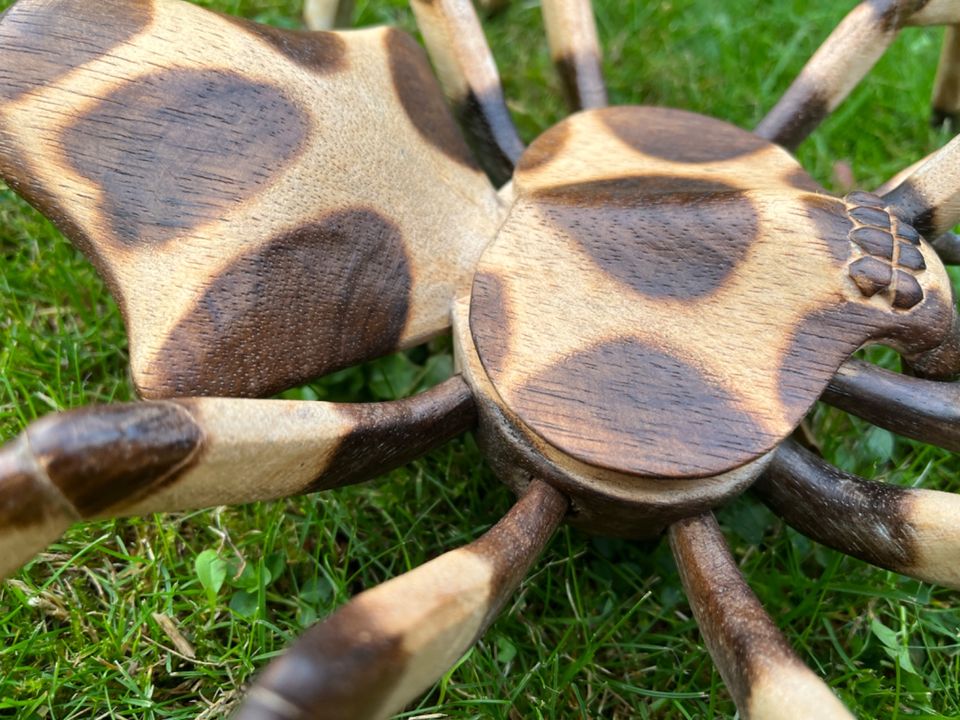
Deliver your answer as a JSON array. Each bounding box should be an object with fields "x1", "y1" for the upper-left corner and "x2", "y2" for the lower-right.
[{"x1": 2, "y1": 0, "x2": 960, "y2": 717}]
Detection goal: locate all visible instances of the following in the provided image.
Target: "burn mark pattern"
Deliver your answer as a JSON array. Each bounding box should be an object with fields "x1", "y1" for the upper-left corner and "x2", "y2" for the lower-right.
[
  {"x1": 146, "y1": 209, "x2": 411, "y2": 399},
  {"x1": 62, "y1": 69, "x2": 309, "y2": 247},
  {"x1": 0, "y1": 0, "x2": 152, "y2": 103},
  {"x1": 537, "y1": 181, "x2": 757, "y2": 300},
  {"x1": 844, "y1": 191, "x2": 926, "y2": 310},
  {"x1": 513, "y1": 340, "x2": 774, "y2": 477}
]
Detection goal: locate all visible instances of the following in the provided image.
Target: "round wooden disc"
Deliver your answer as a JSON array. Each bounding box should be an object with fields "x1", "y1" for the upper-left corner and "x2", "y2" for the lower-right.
[{"x1": 469, "y1": 106, "x2": 946, "y2": 479}]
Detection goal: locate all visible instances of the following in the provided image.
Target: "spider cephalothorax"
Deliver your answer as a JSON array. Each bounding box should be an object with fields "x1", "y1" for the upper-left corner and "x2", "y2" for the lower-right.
[{"x1": 2, "y1": 0, "x2": 960, "y2": 718}]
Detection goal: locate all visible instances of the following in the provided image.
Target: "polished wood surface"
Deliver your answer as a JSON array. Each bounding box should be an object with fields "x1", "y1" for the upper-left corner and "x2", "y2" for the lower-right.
[
  {"x1": 757, "y1": 440, "x2": 960, "y2": 590},
  {"x1": 0, "y1": 378, "x2": 476, "y2": 579},
  {"x1": 470, "y1": 106, "x2": 956, "y2": 479},
  {"x1": 411, "y1": 0, "x2": 524, "y2": 186},
  {"x1": 756, "y1": 0, "x2": 960, "y2": 149},
  {"x1": 670, "y1": 513, "x2": 854, "y2": 720},
  {"x1": 234, "y1": 480, "x2": 567, "y2": 720},
  {"x1": 541, "y1": 0, "x2": 607, "y2": 110},
  {"x1": 0, "y1": 0, "x2": 504, "y2": 399}
]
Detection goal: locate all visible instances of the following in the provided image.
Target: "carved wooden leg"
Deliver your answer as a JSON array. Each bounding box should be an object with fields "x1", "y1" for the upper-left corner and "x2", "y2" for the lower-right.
[
  {"x1": 233, "y1": 480, "x2": 567, "y2": 720},
  {"x1": 755, "y1": 0, "x2": 960, "y2": 149},
  {"x1": 882, "y1": 133, "x2": 960, "y2": 238},
  {"x1": 0, "y1": 377, "x2": 476, "y2": 580},
  {"x1": 825, "y1": 359, "x2": 960, "y2": 448},
  {"x1": 302, "y1": 0, "x2": 354, "y2": 30},
  {"x1": 669, "y1": 513, "x2": 854, "y2": 720},
  {"x1": 410, "y1": 0, "x2": 525, "y2": 186},
  {"x1": 755, "y1": 440, "x2": 960, "y2": 590},
  {"x1": 540, "y1": 0, "x2": 607, "y2": 110},
  {"x1": 933, "y1": 25, "x2": 960, "y2": 128}
]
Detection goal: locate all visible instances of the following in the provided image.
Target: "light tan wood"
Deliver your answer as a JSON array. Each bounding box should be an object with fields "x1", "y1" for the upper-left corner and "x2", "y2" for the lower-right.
[
  {"x1": 303, "y1": 0, "x2": 354, "y2": 30},
  {"x1": 541, "y1": 0, "x2": 607, "y2": 110},
  {"x1": 454, "y1": 294, "x2": 767, "y2": 538},
  {"x1": 471, "y1": 106, "x2": 956, "y2": 479},
  {"x1": 883, "y1": 132, "x2": 960, "y2": 238},
  {"x1": 670, "y1": 514, "x2": 854, "y2": 720},
  {"x1": 411, "y1": 0, "x2": 524, "y2": 185},
  {"x1": 757, "y1": 440, "x2": 960, "y2": 590},
  {"x1": 756, "y1": 0, "x2": 960, "y2": 149},
  {"x1": 0, "y1": 0, "x2": 505, "y2": 399},
  {"x1": 233, "y1": 480, "x2": 567, "y2": 720},
  {"x1": 932, "y1": 25, "x2": 960, "y2": 126},
  {"x1": 0, "y1": 378, "x2": 476, "y2": 579}
]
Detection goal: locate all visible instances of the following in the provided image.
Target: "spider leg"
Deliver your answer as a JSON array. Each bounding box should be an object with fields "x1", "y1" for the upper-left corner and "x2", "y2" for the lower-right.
[
  {"x1": 876, "y1": 149, "x2": 960, "y2": 263},
  {"x1": 932, "y1": 25, "x2": 960, "y2": 129},
  {"x1": 0, "y1": 377, "x2": 475, "y2": 580},
  {"x1": 541, "y1": 0, "x2": 608, "y2": 110},
  {"x1": 411, "y1": 0, "x2": 525, "y2": 186},
  {"x1": 825, "y1": 359, "x2": 960, "y2": 449},
  {"x1": 754, "y1": 440, "x2": 960, "y2": 590},
  {"x1": 669, "y1": 513, "x2": 854, "y2": 720},
  {"x1": 882, "y1": 133, "x2": 960, "y2": 238},
  {"x1": 303, "y1": 0, "x2": 354, "y2": 30},
  {"x1": 755, "y1": 0, "x2": 960, "y2": 149},
  {"x1": 232, "y1": 480, "x2": 567, "y2": 720}
]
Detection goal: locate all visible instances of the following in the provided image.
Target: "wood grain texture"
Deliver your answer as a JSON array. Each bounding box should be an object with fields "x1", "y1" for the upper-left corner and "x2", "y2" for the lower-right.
[
  {"x1": 303, "y1": 0, "x2": 354, "y2": 30},
  {"x1": 670, "y1": 513, "x2": 854, "y2": 720},
  {"x1": 471, "y1": 106, "x2": 956, "y2": 479},
  {"x1": 755, "y1": 0, "x2": 950, "y2": 149},
  {"x1": 0, "y1": 377, "x2": 476, "y2": 579},
  {"x1": 883, "y1": 132, "x2": 960, "y2": 239},
  {"x1": 0, "y1": 0, "x2": 504, "y2": 399},
  {"x1": 756, "y1": 440, "x2": 960, "y2": 590},
  {"x1": 233, "y1": 480, "x2": 567, "y2": 720},
  {"x1": 453, "y1": 295, "x2": 767, "y2": 539},
  {"x1": 411, "y1": 0, "x2": 524, "y2": 186},
  {"x1": 540, "y1": 0, "x2": 607, "y2": 110},
  {"x1": 932, "y1": 25, "x2": 960, "y2": 127},
  {"x1": 826, "y1": 358, "x2": 960, "y2": 449}
]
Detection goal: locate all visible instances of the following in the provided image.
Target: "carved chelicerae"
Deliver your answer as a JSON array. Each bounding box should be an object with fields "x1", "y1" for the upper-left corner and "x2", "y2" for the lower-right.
[{"x1": 1, "y1": 0, "x2": 960, "y2": 718}]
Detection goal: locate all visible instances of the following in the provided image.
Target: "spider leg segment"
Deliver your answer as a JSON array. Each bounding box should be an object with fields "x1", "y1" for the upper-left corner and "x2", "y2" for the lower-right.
[
  {"x1": 233, "y1": 480, "x2": 567, "y2": 720},
  {"x1": 882, "y1": 133, "x2": 960, "y2": 239},
  {"x1": 411, "y1": 0, "x2": 525, "y2": 186},
  {"x1": 933, "y1": 25, "x2": 960, "y2": 127},
  {"x1": 755, "y1": 0, "x2": 960, "y2": 149},
  {"x1": 669, "y1": 513, "x2": 854, "y2": 720},
  {"x1": 0, "y1": 0, "x2": 505, "y2": 400},
  {"x1": 0, "y1": 377, "x2": 476, "y2": 580},
  {"x1": 302, "y1": 0, "x2": 354, "y2": 30},
  {"x1": 826, "y1": 358, "x2": 960, "y2": 449},
  {"x1": 540, "y1": 0, "x2": 608, "y2": 110},
  {"x1": 755, "y1": 440, "x2": 960, "y2": 590}
]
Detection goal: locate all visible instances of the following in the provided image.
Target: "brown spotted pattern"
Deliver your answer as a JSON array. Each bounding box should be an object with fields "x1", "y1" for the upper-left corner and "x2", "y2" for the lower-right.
[
  {"x1": 471, "y1": 106, "x2": 947, "y2": 479},
  {"x1": 511, "y1": 339, "x2": 775, "y2": 478},
  {"x1": 385, "y1": 28, "x2": 479, "y2": 170},
  {"x1": 0, "y1": 0, "x2": 152, "y2": 103},
  {"x1": 144, "y1": 209, "x2": 411, "y2": 398},
  {"x1": 61, "y1": 69, "x2": 310, "y2": 247},
  {"x1": 0, "y1": 0, "x2": 502, "y2": 400},
  {"x1": 25, "y1": 403, "x2": 203, "y2": 518},
  {"x1": 843, "y1": 191, "x2": 926, "y2": 310}
]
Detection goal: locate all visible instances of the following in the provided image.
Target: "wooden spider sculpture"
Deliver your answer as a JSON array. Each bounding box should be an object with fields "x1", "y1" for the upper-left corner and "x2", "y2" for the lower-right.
[{"x1": 2, "y1": 0, "x2": 960, "y2": 717}]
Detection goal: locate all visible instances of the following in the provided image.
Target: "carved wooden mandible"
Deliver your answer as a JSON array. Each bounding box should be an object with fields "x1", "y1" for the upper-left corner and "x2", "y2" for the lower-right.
[{"x1": 2, "y1": 0, "x2": 960, "y2": 718}]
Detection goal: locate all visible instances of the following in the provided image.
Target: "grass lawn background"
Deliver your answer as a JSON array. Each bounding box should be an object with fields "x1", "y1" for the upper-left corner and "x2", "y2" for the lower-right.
[{"x1": 1, "y1": 0, "x2": 959, "y2": 717}]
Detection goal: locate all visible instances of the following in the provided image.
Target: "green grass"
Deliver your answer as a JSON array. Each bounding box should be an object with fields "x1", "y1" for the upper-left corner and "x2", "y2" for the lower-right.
[{"x1": 2, "y1": 0, "x2": 960, "y2": 717}]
